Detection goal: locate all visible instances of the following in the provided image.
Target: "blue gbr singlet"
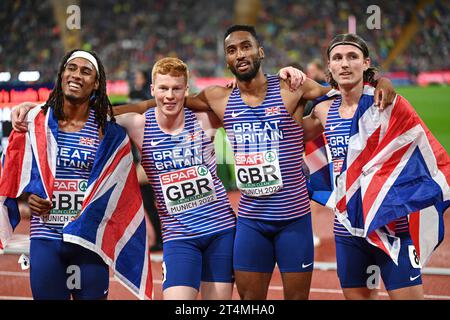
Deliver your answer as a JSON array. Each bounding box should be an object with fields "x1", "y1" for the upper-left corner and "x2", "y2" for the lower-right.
[
  {"x1": 141, "y1": 108, "x2": 236, "y2": 243},
  {"x1": 30, "y1": 108, "x2": 100, "y2": 240},
  {"x1": 325, "y1": 97, "x2": 409, "y2": 236},
  {"x1": 223, "y1": 74, "x2": 310, "y2": 220}
]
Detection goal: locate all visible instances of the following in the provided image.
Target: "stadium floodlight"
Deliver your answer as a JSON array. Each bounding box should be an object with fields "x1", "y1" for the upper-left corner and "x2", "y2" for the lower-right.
[
  {"x1": 0, "y1": 72, "x2": 11, "y2": 82},
  {"x1": 18, "y1": 71, "x2": 40, "y2": 82}
]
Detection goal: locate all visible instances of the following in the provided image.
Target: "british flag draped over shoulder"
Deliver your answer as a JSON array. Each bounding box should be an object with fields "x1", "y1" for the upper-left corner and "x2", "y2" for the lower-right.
[
  {"x1": 304, "y1": 133, "x2": 334, "y2": 207},
  {"x1": 305, "y1": 85, "x2": 450, "y2": 265},
  {"x1": 0, "y1": 105, "x2": 153, "y2": 299}
]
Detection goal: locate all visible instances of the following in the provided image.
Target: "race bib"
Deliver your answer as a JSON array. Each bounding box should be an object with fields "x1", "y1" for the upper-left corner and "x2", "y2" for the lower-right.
[
  {"x1": 408, "y1": 245, "x2": 422, "y2": 269},
  {"x1": 159, "y1": 165, "x2": 217, "y2": 215},
  {"x1": 234, "y1": 150, "x2": 283, "y2": 197},
  {"x1": 40, "y1": 179, "x2": 87, "y2": 225},
  {"x1": 333, "y1": 159, "x2": 344, "y2": 188}
]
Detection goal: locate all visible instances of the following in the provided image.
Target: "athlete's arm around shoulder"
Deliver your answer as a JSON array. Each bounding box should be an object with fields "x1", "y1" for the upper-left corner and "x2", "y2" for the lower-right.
[
  {"x1": 115, "y1": 113, "x2": 146, "y2": 150},
  {"x1": 113, "y1": 85, "x2": 232, "y2": 120},
  {"x1": 113, "y1": 99, "x2": 155, "y2": 116},
  {"x1": 301, "y1": 98, "x2": 334, "y2": 142},
  {"x1": 187, "y1": 85, "x2": 232, "y2": 122},
  {"x1": 111, "y1": 91, "x2": 215, "y2": 116},
  {"x1": 194, "y1": 110, "x2": 222, "y2": 141},
  {"x1": 280, "y1": 78, "x2": 331, "y2": 115}
]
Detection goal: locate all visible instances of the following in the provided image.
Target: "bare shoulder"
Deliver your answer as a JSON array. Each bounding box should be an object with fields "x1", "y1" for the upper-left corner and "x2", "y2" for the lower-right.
[
  {"x1": 115, "y1": 112, "x2": 146, "y2": 148},
  {"x1": 313, "y1": 98, "x2": 336, "y2": 124},
  {"x1": 278, "y1": 79, "x2": 303, "y2": 113},
  {"x1": 199, "y1": 85, "x2": 233, "y2": 121},
  {"x1": 203, "y1": 85, "x2": 232, "y2": 100},
  {"x1": 194, "y1": 111, "x2": 221, "y2": 129},
  {"x1": 115, "y1": 112, "x2": 146, "y2": 130},
  {"x1": 194, "y1": 111, "x2": 221, "y2": 139}
]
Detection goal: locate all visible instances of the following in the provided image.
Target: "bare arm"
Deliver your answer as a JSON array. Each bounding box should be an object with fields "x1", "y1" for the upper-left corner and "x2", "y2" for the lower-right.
[
  {"x1": 300, "y1": 76, "x2": 396, "y2": 109},
  {"x1": 194, "y1": 110, "x2": 222, "y2": 140},
  {"x1": 303, "y1": 98, "x2": 334, "y2": 142},
  {"x1": 185, "y1": 91, "x2": 213, "y2": 112},
  {"x1": 299, "y1": 78, "x2": 332, "y2": 101},
  {"x1": 112, "y1": 94, "x2": 210, "y2": 116},
  {"x1": 187, "y1": 85, "x2": 230, "y2": 122},
  {"x1": 113, "y1": 85, "x2": 227, "y2": 118},
  {"x1": 115, "y1": 113, "x2": 146, "y2": 150},
  {"x1": 113, "y1": 99, "x2": 155, "y2": 116},
  {"x1": 136, "y1": 163, "x2": 149, "y2": 185},
  {"x1": 302, "y1": 111, "x2": 324, "y2": 142}
]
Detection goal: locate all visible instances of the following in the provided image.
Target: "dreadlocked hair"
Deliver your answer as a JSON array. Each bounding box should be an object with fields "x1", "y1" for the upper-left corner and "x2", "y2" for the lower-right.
[{"x1": 42, "y1": 49, "x2": 115, "y2": 133}]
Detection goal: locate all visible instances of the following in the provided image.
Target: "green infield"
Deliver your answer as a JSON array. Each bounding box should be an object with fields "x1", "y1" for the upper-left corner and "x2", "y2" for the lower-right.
[
  {"x1": 397, "y1": 85, "x2": 450, "y2": 152},
  {"x1": 109, "y1": 95, "x2": 128, "y2": 105},
  {"x1": 109, "y1": 85, "x2": 450, "y2": 153}
]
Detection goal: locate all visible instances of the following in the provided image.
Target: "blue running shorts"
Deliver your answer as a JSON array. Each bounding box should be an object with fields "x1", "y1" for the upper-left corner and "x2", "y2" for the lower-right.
[
  {"x1": 335, "y1": 233, "x2": 422, "y2": 291},
  {"x1": 162, "y1": 228, "x2": 235, "y2": 290},
  {"x1": 30, "y1": 238, "x2": 109, "y2": 299},
  {"x1": 233, "y1": 214, "x2": 314, "y2": 273}
]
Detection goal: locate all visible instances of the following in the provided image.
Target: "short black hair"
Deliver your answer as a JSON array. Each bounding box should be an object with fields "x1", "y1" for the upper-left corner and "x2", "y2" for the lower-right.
[{"x1": 224, "y1": 25, "x2": 260, "y2": 45}]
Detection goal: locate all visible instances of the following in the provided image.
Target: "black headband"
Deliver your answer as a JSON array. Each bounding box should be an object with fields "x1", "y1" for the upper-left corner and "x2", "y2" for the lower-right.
[{"x1": 327, "y1": 41, "x2": 366, "y2": 57}]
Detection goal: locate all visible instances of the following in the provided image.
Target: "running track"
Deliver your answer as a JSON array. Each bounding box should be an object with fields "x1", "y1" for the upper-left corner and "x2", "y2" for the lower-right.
[{"x1": 1, "y1": 191, "x2": 449, "y2": 300}]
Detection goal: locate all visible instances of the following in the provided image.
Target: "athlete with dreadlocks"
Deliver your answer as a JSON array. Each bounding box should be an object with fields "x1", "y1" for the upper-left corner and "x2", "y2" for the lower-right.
[
  {"x1": 19, "y1": 49, "x2": 114, "y2": 300},
  {"x1": 10, "y1": 56, "x2": 307, "y2": 300}
]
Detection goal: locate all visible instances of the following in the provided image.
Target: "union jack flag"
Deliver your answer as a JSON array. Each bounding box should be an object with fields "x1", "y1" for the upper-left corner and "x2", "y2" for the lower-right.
[
  {"x1": 304, "y1": 134, "x2": 334, "y2": 207},
  {"x1": 333, "y1": 86, "x2": 450, "y2": 265},
  {"x1": 185, "y1": 132, "x2": 200, "y2": 142},
  {"x1": 79, "y1": 136, "x2": 95, "y2": 146},
  {"x1": 304, "y1": 86, "x2": 449, "y2": 266},
  {"x1": 304, "y1": 88, "x2": 341, "y2": 207},
  {"x1": 0, "y1": 106, "x2": 153, "y2": 299}
]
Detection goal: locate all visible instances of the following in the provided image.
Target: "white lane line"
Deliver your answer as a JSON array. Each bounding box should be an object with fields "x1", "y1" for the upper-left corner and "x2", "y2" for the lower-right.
[
  {"x1": 2, "y1": 272, "x2": 450, "y2": 300},
  {"x1": 150, "y1": 281, "x2": 450, "y2": 299},
  {"x1": 314, "y1": 262, "x2": 450, "y2": 276},
  {"x1": 2, "y1": 291, "x2": 450, "y2": 300},
  {"x1": 0, "y1": 271, "x2": 29, "y2": 277},
  {"x1": 0, "y1": 296, "x2": 32, "y2": 300}
]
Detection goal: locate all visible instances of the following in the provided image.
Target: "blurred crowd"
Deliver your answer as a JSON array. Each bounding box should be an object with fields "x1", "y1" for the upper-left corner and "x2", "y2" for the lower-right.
[
  {"x1": 0, "y1": 0, "x2": 448, "y2": 84},
  {"x1": 258, "y1": 0, "x2": 449, "y2": 73},
  {"x1": 0, "y1": 1, "x2": 64, "y2": 83}
]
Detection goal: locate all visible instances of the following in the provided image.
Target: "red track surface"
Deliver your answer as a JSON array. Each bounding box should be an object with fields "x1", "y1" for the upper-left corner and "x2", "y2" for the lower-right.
[{"x1": 1, "y1": 191, "x2": 449, "y2": 300}]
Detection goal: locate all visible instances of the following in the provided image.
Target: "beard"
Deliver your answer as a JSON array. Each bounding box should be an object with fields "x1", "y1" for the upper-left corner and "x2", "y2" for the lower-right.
[
  {"x1": 62, "y1": 84, "x2": 92, "y2": 105},
  {"x1": 229, "y1": 57, "x2": 262, "y2": 82},
  {"x1": 63, "y1": 91, "x2": 94, "y2": 107},
  {"x1": 64, "y1": 92, "x2": 86, "y2": 104}
]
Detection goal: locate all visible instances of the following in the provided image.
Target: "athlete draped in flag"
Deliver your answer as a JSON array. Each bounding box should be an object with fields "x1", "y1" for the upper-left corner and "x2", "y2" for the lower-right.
[
  {"x1": 110, "y1": 25, "x2": 395, "y2": 300},
  {"x1": 11, "y1": 28, "x2": 395, "y2": 300},
  {"x1": 10, "y1": 58, "x2": 238, "y2": 300},
  {"x1": 304, "y1": 34, "x2": 450, "y2": 299},
  {"x1": 1, "y1": 50, "x2": 152, "y2": 300}
]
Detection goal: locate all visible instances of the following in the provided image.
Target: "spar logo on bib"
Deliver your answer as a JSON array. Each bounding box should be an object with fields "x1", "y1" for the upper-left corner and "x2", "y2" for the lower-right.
[
  {"x1": 160, "y1": 165, "x2": 217, "y2": 214},
  {"x1": 265, "y1": 151, "x2": 277, "y2": 162},
  {"x1": 234, "y1": 149, "x2": 283, "y2": 197},
  {"x1": 78, "y1": 180, "x2": 88, "y2": 192}
]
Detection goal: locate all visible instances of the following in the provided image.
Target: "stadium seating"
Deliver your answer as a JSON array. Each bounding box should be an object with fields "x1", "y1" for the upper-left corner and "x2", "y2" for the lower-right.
[{"x1": 0, "y1": 0, "x2": 448, "y2": 83}]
